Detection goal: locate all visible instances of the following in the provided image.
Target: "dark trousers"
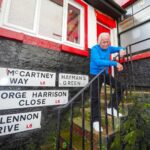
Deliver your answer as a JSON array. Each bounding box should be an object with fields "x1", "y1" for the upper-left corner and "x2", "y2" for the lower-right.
[{"x1": 91, "y1": 74, "x2": 124, "y2": 122}]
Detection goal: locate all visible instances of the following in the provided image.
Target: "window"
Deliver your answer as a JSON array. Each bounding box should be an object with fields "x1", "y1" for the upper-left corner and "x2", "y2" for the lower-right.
[
  {"x1": 1, "y1": 0, "x2": 85, "y2": 49},
  {"x1": 38, "y1": 0, "x2": 63, "y2": 41},
  {"x1": 4, "y1": 0, "x2": 36, "y2": 32}
]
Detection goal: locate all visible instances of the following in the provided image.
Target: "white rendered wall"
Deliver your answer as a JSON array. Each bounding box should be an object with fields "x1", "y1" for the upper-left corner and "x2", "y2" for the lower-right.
[{"x1": 87, "y1": 5, "x2": 97, "y2": 48}]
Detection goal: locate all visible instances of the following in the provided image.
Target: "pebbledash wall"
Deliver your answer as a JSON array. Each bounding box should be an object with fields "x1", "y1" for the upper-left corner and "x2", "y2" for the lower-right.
[{"x1": 0, "y1": 37, "x2": 89, "y2": 150}]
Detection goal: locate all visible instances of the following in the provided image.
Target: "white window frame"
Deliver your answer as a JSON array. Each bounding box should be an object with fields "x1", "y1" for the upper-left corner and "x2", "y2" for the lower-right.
[{"x1": 0, "y1": 0, "x2": 85, "y2": 49}]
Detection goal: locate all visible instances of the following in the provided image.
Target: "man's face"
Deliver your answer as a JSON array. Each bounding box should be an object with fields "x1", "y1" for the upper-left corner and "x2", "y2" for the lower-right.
[{"x1": 100, "y1": 36, "x2": 110, "y2": 49}]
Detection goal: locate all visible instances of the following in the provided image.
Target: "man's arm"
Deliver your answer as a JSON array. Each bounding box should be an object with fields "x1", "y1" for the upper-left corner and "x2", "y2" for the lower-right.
[
  {"x1": 91, "y1": 48, "x2": 118, "y2": 67},
  {"x1": 110, "y1": 46, "x2": 126, "y2": 57}
]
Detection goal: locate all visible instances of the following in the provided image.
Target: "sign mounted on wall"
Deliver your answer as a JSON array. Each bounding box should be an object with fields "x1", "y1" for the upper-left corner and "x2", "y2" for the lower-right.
[
  {"x1": 0, "y1": 90, "x2": 68, "y2": 110},
  {"x1": 59, "y1": 73, "x2": 89, "y2": 87},
  {"x1": 0, "y1": 111, "x2": 41, "y2": 136},
  {"x1": 0, "y1": 67, "x2": 56, "y2": 86}
]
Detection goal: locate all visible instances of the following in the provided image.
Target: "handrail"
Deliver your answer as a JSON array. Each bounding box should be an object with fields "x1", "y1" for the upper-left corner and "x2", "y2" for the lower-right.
[{"x1": 127, "y1": 37, "x2": 150, "y2": 47}]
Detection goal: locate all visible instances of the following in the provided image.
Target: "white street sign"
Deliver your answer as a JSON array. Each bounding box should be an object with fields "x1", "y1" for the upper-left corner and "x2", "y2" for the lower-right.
[
  {"x1": 0, "y1": 90, "x2": 68, "y2": 110},
  {"x1": 0, "y1": 67, "x2": 56, "y2": 86}
]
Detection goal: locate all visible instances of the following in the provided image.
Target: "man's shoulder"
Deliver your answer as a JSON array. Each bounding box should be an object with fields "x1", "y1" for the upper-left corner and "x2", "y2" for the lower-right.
[{"x1": 91, "y1": 44, "x2": 100, "y2": 50}]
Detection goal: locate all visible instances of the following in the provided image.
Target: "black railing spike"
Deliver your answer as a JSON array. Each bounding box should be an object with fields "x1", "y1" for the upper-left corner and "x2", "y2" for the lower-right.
[
  {"x1": 56, "y1": 109, "x2": 61, "y2": 150},
  {"x1": 69, "y1": 103, "x2": 74, "y2": 150},
  {"x1": 90, "y1": 84, "x2": 94, "y2": 150},
  {"x1": 81, "y1": 92, "x2": 85, "y2": 150},
  {"x1": 97, "y1": 73, "x2": 102, "y2": 150},
  {"x1": 104, "y1": 72, "x2": 109, "y2": 150},
  {"x1": 109, "y1": 74, "x2": 115, "y2": 131}
]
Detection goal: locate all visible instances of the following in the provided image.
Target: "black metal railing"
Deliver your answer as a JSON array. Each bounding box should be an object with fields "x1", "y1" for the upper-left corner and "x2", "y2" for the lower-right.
[{"x1": 52, "y1": 47, "x2": 135, "y2": 150}]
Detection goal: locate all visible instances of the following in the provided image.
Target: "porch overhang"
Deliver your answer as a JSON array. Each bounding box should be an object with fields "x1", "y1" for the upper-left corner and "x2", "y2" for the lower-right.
[{"x1": 84, "y1": 0, "x2": 126, "y2": 19}]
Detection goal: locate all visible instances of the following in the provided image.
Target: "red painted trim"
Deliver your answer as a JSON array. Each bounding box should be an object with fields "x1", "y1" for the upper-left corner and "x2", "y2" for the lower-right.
[
  {"x1": 114, "y1": 0, "x2": 137, "y2": 8},
  {"x1": 23, "y1": 35, "x2": 61, "y2": 51},
  {"x1": 0, "y1": 27, "x2": 89, "y2": 55},
  {"x1": 0, "y1": 0, "x2": 3, "y2": 8},
  {"x1": 0, "y1": 28, "x2": 24, "y2": 41},
  {"x1": 119, "y1": 51, "x2": 150, "y2": 63},
  {"x1": 62, "y1": 44, "x2": 89, "y2": 56},
  {"x1": 75, "y1": 0, "x2": 88, "y2": 52},
  {"x1": 95, "y1": 10, "x2": 116, "y2": 28},
  {"x1": 0, "y1": 1, "x2": 88, "y2": 56}
]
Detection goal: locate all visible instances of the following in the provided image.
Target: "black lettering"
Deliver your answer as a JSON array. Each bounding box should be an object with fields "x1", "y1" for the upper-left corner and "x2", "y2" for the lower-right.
[
  {"x1": 43, "y1": 92, "x2": 47, "y2": 97},
  {"x1": 33, "y1": 113, "x2": 39, "y2": 119},
  {"x1": 63, "y1": 81, "x2": 67, "y2": 85},
  {"x1": 24, "y1": 79, "x2": 28, "y2": 84},
  {"x1": 31, "y1": 72, "x2": 36, "y2": 77},
  {"x1": 27, "y1": 114, "x2": 32, "y2": 120},
  {"x1": 18, "y1": 79, "x2": 23, "y2": 84},
  {"x1": 61, "y1": 75, "x2": 66, "y2": 79},
  {"x1": 12, "y1": 115, "x2": 19, "y2": 122},
  {"x1": 0, "y1": 127, "x2": 2, "y2": 133},
  {"x1": 1, "y1": 92, "x2": 8, "y2": 99},
  {"x1": 0, "y1": 117, "x2": 5, "y2": 124},
  {"x1": 7, "y1": 69, "x2": 15, "y2": 76},
  {"x1": 36, "y1": 72, "x2": 40, "y2": 77},
  {"x1": 14, "y1": 124, "x2": 19, "y2": 131},
  {"x1": 36, "y1": 92, "x2": 42, "y2": 97},
  {"x1": 19, "y1": 100, "x2": 24, "y2": 106},
  {"x1": 20, "y1": 115, "x2": 26, "y2": 121},
  {"x1": 20, "y1": 71, "x2": 25, "y2": 77},
  {"x1": 10, "y1": 78, "x2": 18, "y2": 84},
  {"x1": 49, "y1": 74, "x2": 53, "y2": 78},
  {"x1": 25, "y1": 72, "x2": 30, "y2": 77},
  {"x1": 32, "y1": 92, "x2": 38, "y2": 98},
  {"x1": 6, "y1": 116, "x2": 12, "y2": 123},
  {"x1": 8, "y1": 125, "x2": 13, "y2": 132},
  {"x1": 9, "y1": 92, "x2": 15, "y2": 98},
  {"x1": 31, "y1": 99, "x2": 36, "y2": 105},
  {"x1": 41, "y1": 73, "x2": 46, "y2": 78}
]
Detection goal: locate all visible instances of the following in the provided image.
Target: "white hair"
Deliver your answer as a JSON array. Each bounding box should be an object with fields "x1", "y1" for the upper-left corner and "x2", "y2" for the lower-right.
[{"x1": 98, "y1": 32, "x2": 110, "y2": 44}]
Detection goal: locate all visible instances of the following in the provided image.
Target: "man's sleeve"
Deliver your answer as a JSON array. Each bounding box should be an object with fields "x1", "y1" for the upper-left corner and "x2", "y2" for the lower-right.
[
  {"x1": 110, "y1": 46, "x2": 125, "y2": 54},
  {"x1": 91, "y1": 47, "x2": 118, "y2": 67}
]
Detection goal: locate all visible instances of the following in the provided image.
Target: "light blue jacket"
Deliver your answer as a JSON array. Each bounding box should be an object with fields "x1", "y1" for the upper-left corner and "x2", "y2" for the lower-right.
[{"x1": 90, "y1": 44, "x2": 124, "y2": 75}]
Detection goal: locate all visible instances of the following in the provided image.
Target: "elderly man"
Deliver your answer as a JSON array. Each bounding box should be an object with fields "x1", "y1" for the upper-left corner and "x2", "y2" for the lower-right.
[{"x1": 90, "y1": 32, "x2": 126, "y2": 132}]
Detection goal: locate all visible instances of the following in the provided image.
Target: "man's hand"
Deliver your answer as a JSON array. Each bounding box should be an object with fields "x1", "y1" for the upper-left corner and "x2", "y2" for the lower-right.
[
  {"x1": 120, "y1": 50, "x2": 126, "y2": 57},
  {"x1": 117, "y1": 63, "x2": 123, "y2": 71}
]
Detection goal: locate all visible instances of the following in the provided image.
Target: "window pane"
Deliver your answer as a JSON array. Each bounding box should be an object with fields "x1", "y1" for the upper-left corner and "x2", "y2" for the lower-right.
[
  {"x1": 7, "y1": 0, "x2": 36, "y2": 29},
  {"x1": 39, "y1": 0, "x2": 63, "y2": 41},
  {"x1": 67, "y1": 4, "x2": 80, "y2": 44}
]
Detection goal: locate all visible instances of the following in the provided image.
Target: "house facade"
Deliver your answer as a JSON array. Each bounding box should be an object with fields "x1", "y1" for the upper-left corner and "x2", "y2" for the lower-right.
[{"x1": 1, "y1": 0, "x2": 149, "y2": 149}]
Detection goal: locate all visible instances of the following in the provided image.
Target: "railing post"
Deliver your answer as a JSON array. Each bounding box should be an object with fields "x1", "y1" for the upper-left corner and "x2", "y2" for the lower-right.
[
  {"x1": 109, "y1": 74, "x2": 115, "y2": 131},
  {"x1": 97, "y1": 74, "x2": 102, "y2": 150},
  {"x1": 56, "y1": 109, "x2": 61, "y2": 150},
  {"x1": 69, "y1": 103, "x2": 74, "y2": 150},
  {"x1": 81, "y1": 92, "x2": 85, "y2": 150},
  {"x1": 104, "y1": 72, "x2": 109, "y2": 150},
  {"x1": 90, "y1": 84, "x2": 93, "y2": 150},
  {"x1": 129, "y1": 45, "x2": 135, "y2": 91},
  {"x1": 126, "y1": 46, "x2": 132, "y2": 95},
  {"x1": 125, "y1": 46, "x2": 130, "y2": 99},
  {"x1": 114, "y1": 66, "x2": 119, "y2": 117}
]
